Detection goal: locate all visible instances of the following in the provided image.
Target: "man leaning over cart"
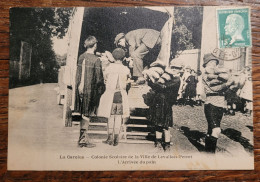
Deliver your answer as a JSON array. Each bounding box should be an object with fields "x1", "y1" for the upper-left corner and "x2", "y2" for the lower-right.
[{"x1": 114, "y1": 29, "x2": 162, "y2": 85}]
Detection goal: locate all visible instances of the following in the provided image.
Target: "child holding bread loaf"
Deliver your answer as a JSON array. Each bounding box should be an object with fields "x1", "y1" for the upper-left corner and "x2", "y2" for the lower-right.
[
  {"x1": 202, "y1": 53, "x2": 233, "y2": 153},
  {"x1": 143, "y1": 64, "x2": 180, "y2": 151}
]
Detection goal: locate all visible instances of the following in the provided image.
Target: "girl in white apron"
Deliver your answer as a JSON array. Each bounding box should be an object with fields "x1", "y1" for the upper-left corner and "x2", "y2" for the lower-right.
[{"x1": 97, "y1": 48, "x2": 130, "y2": 146}]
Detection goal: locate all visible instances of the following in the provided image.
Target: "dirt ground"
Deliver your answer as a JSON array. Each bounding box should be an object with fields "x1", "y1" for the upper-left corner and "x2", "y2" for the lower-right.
[{"x1": 7, "y1": 83, "x2": 254, "y2": 170}]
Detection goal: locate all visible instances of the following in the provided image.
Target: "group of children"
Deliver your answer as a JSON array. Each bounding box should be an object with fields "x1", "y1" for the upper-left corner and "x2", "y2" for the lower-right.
[
  {"x1": 224, "y1": 67, "x2": 253, "y2": 117},
  {"x1": 76, "y1": 35, "x2": 252, "y2": 154},
  {"x1": 175, "y1": 62, "x2": 252, "y2": 118},
  {"x1": 76, "y1": 35, "x2": 181, "y2": 151},
  {"x1": 176, "y1": 66, "x2": 204, "y2": 107},
  {"x1": 76, "y1": 36, "x2": 130, "y2": 148}
]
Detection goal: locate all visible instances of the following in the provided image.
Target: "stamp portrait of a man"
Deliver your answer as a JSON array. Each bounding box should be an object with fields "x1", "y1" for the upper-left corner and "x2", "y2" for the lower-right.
[{"x1": 224, "y1": 13, "x2": 245, "y2": 45}]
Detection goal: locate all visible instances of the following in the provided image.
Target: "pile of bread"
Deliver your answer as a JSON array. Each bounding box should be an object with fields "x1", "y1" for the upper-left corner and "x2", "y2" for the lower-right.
[
  {"x1": 205, "y1": 66, "x2": 246, "y2": 91},
  {"x1": 143, "y1": 61, "x2": 180, "y2": 84}
]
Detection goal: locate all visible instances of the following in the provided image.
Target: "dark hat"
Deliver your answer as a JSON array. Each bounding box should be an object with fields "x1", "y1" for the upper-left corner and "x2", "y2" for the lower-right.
[
  {"x1": 112, "y1": 48, "x2": 126, "y2": 60},
  {"x1": 84, "y1": 36, "x2": 98, "y2": 48},
  {"x1": 203, "y1": 53, "x2": 219, "y2": 67},
  {"x1": 114, "y1": 33, "x2": 125, "y2": 45}
]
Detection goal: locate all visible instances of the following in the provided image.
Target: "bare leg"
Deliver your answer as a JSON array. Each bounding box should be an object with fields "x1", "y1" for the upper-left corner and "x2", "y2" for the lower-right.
[
  {"x1": 155, "y1": 130, "x2": 163, "y2": 148},
  {"x1": 103, "y1": 117, "x2": 114, "y2": 144},
  {"x1": 163, "y1": 129, "x2": 171, "y2": 151},
  {"x1": 113, "y1": 115, "x2": 122, "y2": 146}
]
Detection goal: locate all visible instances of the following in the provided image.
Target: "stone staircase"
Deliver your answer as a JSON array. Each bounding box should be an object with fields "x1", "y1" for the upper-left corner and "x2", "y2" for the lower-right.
[{"x1": 71, "y1": 83, "x2": 154, "y2": 144}]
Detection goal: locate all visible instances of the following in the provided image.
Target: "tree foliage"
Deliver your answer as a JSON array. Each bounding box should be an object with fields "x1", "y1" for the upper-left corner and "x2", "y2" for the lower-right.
[
  {"x1": 171, "y1": 7, "x2": 203, "y2": 59},
  {"x1": 10, "y1": 8, "x2": 72, "y2": 87}
]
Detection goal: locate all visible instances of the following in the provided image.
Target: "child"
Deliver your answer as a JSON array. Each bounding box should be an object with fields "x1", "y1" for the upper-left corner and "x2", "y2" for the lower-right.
[
  {"x1": 184, "y1": 69, "x2": 198, "y2": 106},
  {"x1": 143, "y1": 65, "x2": 180, "y2": 151},
  {"x1": 177, "y1": 66, "x2": 191, "y2": 106},
  {"x1": 97, "y1": 48, "x2": 131, "y2": 146},
  {"x1": 239, "y1": 75, "x2": 253, "y2": 116},
  {"x1": 76, "y1": 36, "x2": 105, "y2": 148},
  {"x1": 196, "y1": 70, "x2": 204, "y2": 106},
  {"x1": 202, "y1": 53, "x2": 233, "y2": 153}
]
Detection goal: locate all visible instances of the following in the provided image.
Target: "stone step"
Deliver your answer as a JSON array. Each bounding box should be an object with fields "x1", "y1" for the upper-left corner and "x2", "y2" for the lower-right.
[
  {"x1": 126, "y1": 131, "x2": 149, "y2": 136},
  {"x1": 128, "y1": 85, "x2": 150, "y2": 108},
  {"x1": 129, "y1": 116, "x2": 147, "y2": 120},
  {"x1": 87, "y1": 130, "x2": 107, "y2": 135},
  {"x1": 126, "y1": 124, "x2": 148, "y2": 128},
  {"x1": 88, "y1": 125, "x2": 107, "y2": 131},
  {"x1": 89, "y1": 122, "x2": 107, "y2": 126}
]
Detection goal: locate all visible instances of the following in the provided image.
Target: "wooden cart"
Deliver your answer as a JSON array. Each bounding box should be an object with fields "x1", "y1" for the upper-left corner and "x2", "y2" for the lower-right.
[{"x1": 62, "y1": 7, "x2": 174, "y2": 143}]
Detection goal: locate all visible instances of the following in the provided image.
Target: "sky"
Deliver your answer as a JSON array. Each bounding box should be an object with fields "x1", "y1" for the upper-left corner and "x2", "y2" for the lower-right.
[{"x1": 52, "y1": 34, "x2": 69, "y2": 56}]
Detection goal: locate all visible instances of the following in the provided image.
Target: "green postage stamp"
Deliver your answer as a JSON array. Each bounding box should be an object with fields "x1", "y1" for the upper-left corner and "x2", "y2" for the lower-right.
[{"x1": 217, "y1": 7, "x2": 251, "y2": 48}]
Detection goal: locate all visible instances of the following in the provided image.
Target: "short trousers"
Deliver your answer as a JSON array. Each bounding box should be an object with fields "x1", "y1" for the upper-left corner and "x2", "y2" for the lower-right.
[{"x1": 111, "y1": 91, "x2": 123, "y2": 115}]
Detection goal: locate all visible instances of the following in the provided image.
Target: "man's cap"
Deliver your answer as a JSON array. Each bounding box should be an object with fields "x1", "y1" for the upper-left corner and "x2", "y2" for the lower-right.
[
  {"x1": 203, "y1": 53, "x2": 219, "y2": 67},
  {"x1": 84, "y1": 36, "x2": 98, "y2": 48},
  {"x1": 112, "y1": 48, "x2": 126, "y2": 60},
  {"x1": 114, "y1": 33, "x2": 125, "y2": 45}
]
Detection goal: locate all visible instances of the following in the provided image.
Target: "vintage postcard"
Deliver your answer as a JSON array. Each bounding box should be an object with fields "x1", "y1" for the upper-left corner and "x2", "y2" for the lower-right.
[{"x1": 8, "y1": 6, "x2": 254, "y2": 170}]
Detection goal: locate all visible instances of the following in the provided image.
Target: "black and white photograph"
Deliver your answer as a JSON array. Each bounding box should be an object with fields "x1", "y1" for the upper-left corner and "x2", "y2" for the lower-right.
[{"x1": 8, "y1": 6, "x2": 253, "y2": 170}]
